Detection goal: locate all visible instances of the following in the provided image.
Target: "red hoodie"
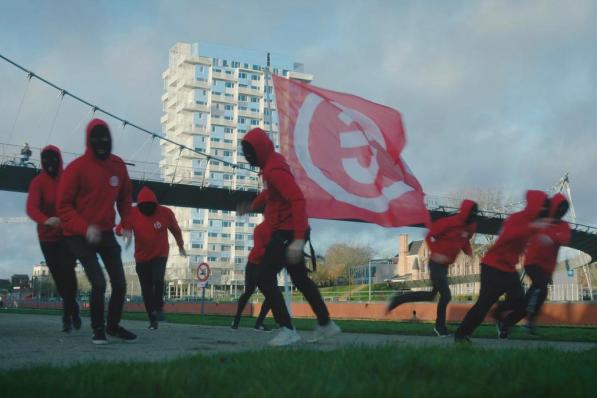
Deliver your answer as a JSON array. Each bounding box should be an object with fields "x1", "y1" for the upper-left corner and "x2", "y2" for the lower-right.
[
  {"x1": 115, "y1": 187, "x2": 184, "y2": 263},
  {"x1": 482, "y1": 190, "x2": 548, "y2": 273},
  {"x1": 57, "y1": 119, "x2": 132, "y2": 236},
  {"x1": 243, "y1": 128, "x2": 308, "y2": 239},
  {"x1": 425, "y1": 200, "x2": 477, "y2": 265},
  {"x1": 248, "y1": 221, "x2": 272, "y2": 264},
  {"x1": 26, "y1": 145, "x2": 64, "y2": 242},
  {"x1": 524, "y1": 193, "x2": 571, "y2": 275}
]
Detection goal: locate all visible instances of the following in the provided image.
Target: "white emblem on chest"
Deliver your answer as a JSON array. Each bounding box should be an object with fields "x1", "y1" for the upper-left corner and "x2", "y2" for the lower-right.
[{"x1": 110, "y1": 176, "x2": 119, "y2": 187}]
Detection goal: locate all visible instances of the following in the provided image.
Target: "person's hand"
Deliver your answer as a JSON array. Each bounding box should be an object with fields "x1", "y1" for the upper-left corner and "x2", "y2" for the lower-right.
[
  {"x1": 122, "y1": 229, "x2": 133, "y2": 249},
  {"x1": 86, "y1": 225, "x2": 101, "y2": 245},
  {"x1": 44, "y1": 217, "x2": 60, "y2": 229},
  {"x1": 179, "y1": 247, "x2": 187, "y2": 257},
  {"x1": 430, "y1": 253, "x2": 450, "y2": 264},
  {"x1": 236, "y1": 202, "x2": 251, "y2": 216},
  {"x1": 286, "y1": 239, "x2": 305, "y2": 265}
]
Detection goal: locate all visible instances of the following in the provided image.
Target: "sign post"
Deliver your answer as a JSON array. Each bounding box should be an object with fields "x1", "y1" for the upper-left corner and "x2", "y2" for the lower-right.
[{"x1": 196, "y1": 262, "x2": 211, "y2": 315}]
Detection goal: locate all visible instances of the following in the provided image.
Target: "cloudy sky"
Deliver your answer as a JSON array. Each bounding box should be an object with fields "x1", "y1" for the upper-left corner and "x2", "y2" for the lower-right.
[{"x1": 1, "y1": 0, "x2": 596, "y2": 278}]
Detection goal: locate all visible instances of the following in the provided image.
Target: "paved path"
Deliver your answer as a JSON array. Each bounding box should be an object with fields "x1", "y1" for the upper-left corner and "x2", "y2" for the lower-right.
[{"x1": 1, "y1": 313, "x2": 595, "y2": 370}]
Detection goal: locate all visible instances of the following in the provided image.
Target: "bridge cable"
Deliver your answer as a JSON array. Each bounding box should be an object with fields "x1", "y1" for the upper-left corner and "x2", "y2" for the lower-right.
[{"x1": 0, "y1": 53, "x2": 257, "y2": 175}]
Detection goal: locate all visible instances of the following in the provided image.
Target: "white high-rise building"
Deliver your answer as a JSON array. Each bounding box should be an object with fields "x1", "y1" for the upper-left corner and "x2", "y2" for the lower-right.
[{"x1": 160, "y1": 42, "x2": 312, "y2": 295}]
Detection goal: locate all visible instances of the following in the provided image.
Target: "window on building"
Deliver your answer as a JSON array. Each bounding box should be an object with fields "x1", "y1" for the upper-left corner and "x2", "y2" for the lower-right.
[
  {"x1": 235, "y1": 234, "x2": 243, "y2": 240},
  {"x1": 208, "y1": 232, "x2": 218, "y2": 238},
  {"x1": 221, "y1": 233, "x2": 231, "y2": 239},
  {"x1": 192, "y1": 219, "x2": 203, "y2": 224},
  {"x1": 239, "y1": 72, "x2": 247, "y2": 79},
  {"x1": 222, "y1": 221, "x2": 231, "y2": 227}
]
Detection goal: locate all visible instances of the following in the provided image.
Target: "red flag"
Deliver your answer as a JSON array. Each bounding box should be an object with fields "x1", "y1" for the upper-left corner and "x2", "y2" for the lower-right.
[{"x1": 272, "y1": 75, "x2": 430, "y2": 227}]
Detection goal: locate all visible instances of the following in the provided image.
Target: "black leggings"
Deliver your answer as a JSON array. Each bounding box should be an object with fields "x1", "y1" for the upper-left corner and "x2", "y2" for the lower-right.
[
  {"x1": 39, "y1": 239, "x2": 78, "y2": 323},
  {"x1": 136, "y1": 257, "x2": 167, "y2": 321},
  {"x1": 233, "y1": 262, "x2": 271, "y2": 326},
  {"x1": 455, "y1": 264, "x2": 524, "y2": 338},
  {"x1": 390, "y1": 261, "x2": 451, "y2": 328},
  {"x1": 66, "y1": 232, "x2": 125, "y2": 331},
  {"x1": 257, "y1": 230, "x2": 330, "y2": 330},
  {"x1": 502, "y1": 265, "x2": 550, "y2": 328}
]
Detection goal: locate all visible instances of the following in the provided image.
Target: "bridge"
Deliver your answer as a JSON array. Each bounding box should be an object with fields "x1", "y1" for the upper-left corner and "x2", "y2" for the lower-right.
[{"x1": 2, "y1": 162, "x2": 597, "y2": 266}]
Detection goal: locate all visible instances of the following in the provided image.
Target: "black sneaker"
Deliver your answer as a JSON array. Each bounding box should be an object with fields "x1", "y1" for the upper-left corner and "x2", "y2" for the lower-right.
[
  {"x1": 107, "y1": 326, "x2": 138, "y2": 342},
  {"x1": 496, "y1": 320, "x2": 509, "y2": 339},
  {"x1": 454, "y1": 335, "x2": 471, "y2": 344},
  {"x1": 148, "y1": 322, "x2": 158, "y2": 331},
  {"x1": 433, "y1": 326, "x2": 450, "y2": 337},
  {"x1": 253, "y1": 324, "x2": 272, "y2": 332},
  {"x1": 72, "y1": 315, "x2": 82, "y2": 331},
  {"x1": 155, "y1": 311, "x2": 166, "y2": 322},
  {"x1": 62, "y1": 321, "x2": 73, "y2": 334},
  {"x1": 230, "y1": 320, "x2": 239, "y2": 330},
  {"x1": 524, "y1": 321, "x2": 538, "y2": 336},
  {"x1": 386, "y1": 294, "x2": 406, "y2": 314},
  {"x1": 92, "y1": 328, "x2": 108, "y2": 345}
]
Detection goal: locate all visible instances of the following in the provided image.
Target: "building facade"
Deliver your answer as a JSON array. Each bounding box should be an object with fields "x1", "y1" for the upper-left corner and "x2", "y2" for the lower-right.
[{"x1": 160, "y1": 42, "x2": 313, "y2": 293}]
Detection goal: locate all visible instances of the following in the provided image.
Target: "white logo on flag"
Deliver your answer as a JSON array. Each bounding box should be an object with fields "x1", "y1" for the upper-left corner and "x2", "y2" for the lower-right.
[{"x1": 293, "y1": 93, "x2": 413, "y2": 213}]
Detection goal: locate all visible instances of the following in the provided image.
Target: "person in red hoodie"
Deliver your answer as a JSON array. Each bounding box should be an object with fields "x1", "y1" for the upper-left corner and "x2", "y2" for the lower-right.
[
  {"x1": 231, "y1": 220, "x2": 273, "y2": 331},
  {"x1": 58, "y1": 118, "x2": 136, "y2": 344},
  {"x1": 239, "y1": 128, "x2": 340, "y2": 346},
  {"x1": 27, "y1": 145, "x2": 80, "y2": 333},
  {"x1": 501, "y1": 193, "x2": 571, "y2": 335},
  {"x1": 454, "y1": 190, "x2": 550, "y2": 343},
  {"x1": 386, "y1": 200, "x2": 478, "y2": 336},
  {"x1": 116, "y1": 186, "x2": 186, "y2": 330}
]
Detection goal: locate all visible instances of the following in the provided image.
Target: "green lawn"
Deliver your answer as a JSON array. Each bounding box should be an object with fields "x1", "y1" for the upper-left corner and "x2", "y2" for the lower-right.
[
  {"x1": 2, "y1": 308, "x2": 596, "y2": 342},
  {"x1": 1, "y1": 345, "x2": 595, "y2": 397}
]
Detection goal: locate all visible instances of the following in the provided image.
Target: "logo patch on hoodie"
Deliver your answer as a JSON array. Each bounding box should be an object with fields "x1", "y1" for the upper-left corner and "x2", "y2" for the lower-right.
[
  {"x1": 154, "y1": 221, "x2": 162, "y2": 230},
  {"x1": 110, "y1": 176, "x2": 119, "y2": 187}
]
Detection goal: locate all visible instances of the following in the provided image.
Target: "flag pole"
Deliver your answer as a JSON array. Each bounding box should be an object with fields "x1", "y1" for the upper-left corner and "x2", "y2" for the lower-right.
[{"x1": 265, "y1": 52, "x2": 292, "y2": 316}]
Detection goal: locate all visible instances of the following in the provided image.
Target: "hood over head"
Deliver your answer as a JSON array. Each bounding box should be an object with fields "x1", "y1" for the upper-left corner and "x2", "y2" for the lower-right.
[
  {"x1": 242, "y1": 128, "x2": 275, "y2": 168},
  {"x1": 86, "y1": 118, "x2": 112, "y2": 161},
  {"x1": 550, "y1": 193, "x2": 569, "y2": 220},
  {"x1": 40, "y1": 145, "x2": 63, "y2": 178},
  {"x1": 136, "y1": 186, "x2": 158, "y2": 216},
  {"x1": 458, "y1": 199, "x2": 478, "y2": 224}
]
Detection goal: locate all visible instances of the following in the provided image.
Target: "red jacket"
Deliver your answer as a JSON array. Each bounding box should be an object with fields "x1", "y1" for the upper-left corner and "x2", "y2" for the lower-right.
[
  {"x1": 116, "y1": 187, "x2": 184, "y2": 263},
  {"x1": 524, "y1": 193, "x2": 571, "y2": 275},
  {"x1": 248, "y1": 221, "x2": 271, "y2": 264},
  {"x1": 26, "y1": 145, "x2": 64, "y2": 242},
  {"x1": 425, "y1": 200, "x2": 477, "y2": 265},
  {"x1": 482, "y1": 190, "x2": 548, "y2": 272},
  {"x1": 57, "y1": 119, "x2": 132, "y2": 236},
  {"x1": 244, "y1": 128, "x2": 308, "y2": 239}
]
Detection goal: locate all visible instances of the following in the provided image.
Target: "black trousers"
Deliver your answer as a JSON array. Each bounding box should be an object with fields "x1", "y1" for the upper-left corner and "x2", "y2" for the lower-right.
[
  {"x1": 390, "y1": 261, "x2": 451, "y2": 328},
  {"x1": 234, "y1": 262, "x2": 271, "y2": 326},
  {"x1": 502, "y1": 265, "x2": 550, "y2": 328},
  {"x1": 455, "y1": 264, "x2": 524, "y2": 338},
  {"x1": 257, "y1": 230, "x2": 330, "y2": 329},
  {"x1": 39, "y1": 239, "x2": 78, "y2": 323},
  {"x1": 136, "y1": 256, "x2": 167, "y2": 321},
  {"x1": 66, "y1": 232, "x2": 125, "y2": 331}
]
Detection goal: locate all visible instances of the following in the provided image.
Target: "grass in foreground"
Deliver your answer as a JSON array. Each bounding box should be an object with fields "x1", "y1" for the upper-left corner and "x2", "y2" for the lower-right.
[
  {"x1": 0, "y1": 345, "x2": 595, "y2": 397},
  {"x1": 2, "y1": 308, "x2": 596, "y2": 342}
]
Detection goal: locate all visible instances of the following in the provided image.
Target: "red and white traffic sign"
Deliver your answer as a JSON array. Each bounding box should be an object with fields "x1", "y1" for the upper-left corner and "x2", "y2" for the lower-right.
[{"x1": 196, "y1": 262, "x2": 211, "y2": 282}]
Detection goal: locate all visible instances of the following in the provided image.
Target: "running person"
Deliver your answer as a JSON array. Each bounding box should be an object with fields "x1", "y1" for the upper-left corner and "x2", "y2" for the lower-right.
[
  {"x1": 387, "y1": 200, "x2": 478, "y2": 336},
  {"x1": 27, "y1": 145, "x2": 80, "y2": 333},
  {"x1": 58, "y1": 118, "x2": 136, "y2": 344},
  {"x1": 240, "y1": 127, "x2": 340, "y2": 346},
  {"x1": 231, "y1": 220, "x2": 273, "y2": 332},
  {"x1": 116, "y1": 186, "x2": 186, "y2": 330},
  {"x1": 454, "y1": 190, "x2": 550, "y2": 343},
  {"x1": 500, "y1": 193, "x2": 571, "y2": 335}
]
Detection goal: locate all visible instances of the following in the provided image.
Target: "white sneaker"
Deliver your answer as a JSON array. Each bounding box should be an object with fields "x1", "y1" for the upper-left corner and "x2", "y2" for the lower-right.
[
  {"x1": 309, "y1": 320, "x2": 341, "y2": 343},
  {"x1": 267, "y1": 327, "x2": 301, "y2": 347}
]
